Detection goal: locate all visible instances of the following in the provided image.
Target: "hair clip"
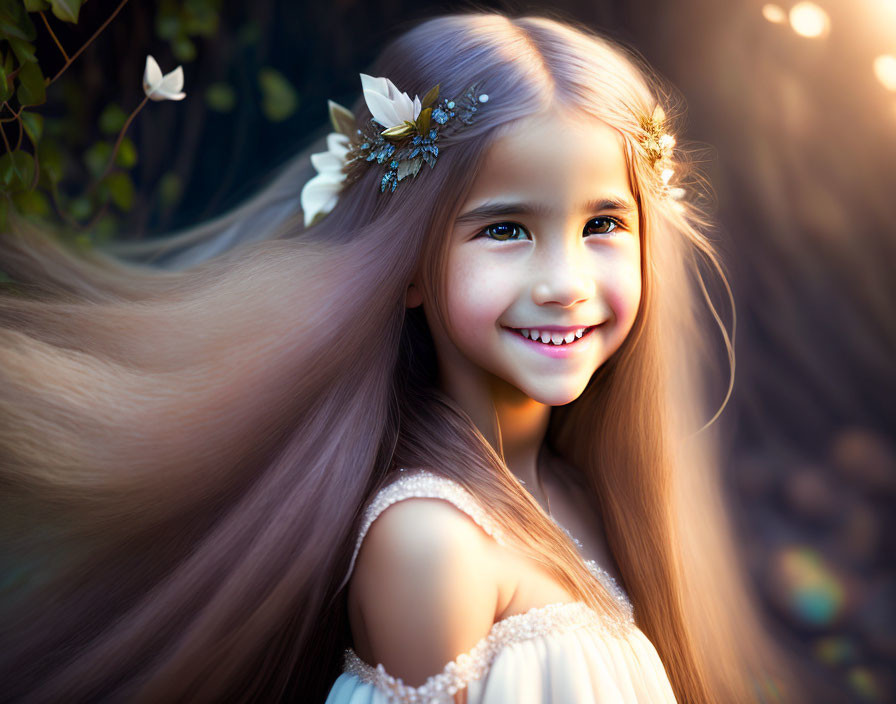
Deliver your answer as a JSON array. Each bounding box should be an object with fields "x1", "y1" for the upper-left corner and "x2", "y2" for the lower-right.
[
  {"x1": 300, "y1": 74, "x2": 489, "y2": 227},
  {"x1": 639, "y1": 105, "x2": 685, "y2": 201}
]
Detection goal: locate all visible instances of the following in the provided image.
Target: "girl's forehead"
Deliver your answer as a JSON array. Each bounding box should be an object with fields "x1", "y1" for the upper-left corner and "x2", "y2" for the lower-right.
[{"x1": 466, "y1": 111, "x2": 632, "y2": 207}]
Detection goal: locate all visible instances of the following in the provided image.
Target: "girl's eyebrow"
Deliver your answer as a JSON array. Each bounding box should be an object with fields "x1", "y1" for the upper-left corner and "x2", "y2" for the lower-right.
[{"x1": 454, "y1": 196, "x2": 637, "y2": 225}]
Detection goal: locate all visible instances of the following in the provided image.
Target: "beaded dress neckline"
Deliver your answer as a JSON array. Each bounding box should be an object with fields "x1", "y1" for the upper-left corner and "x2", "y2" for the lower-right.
[{"x1": 339, "y1": 468, "x2": 639, "y2": 702}]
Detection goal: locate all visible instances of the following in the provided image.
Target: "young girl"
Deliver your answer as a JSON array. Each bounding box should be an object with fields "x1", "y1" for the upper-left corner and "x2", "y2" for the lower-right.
[{"x1": 0, "y1": 9, "x2": 811, "y2": 704}]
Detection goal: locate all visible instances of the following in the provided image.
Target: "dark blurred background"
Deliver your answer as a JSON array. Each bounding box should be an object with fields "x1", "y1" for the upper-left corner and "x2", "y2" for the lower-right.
[{"x1": 1, "y1": 0, "x2": 894, "y2": 701}]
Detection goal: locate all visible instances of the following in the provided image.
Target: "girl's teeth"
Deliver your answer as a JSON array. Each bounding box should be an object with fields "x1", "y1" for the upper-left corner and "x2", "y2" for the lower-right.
[{"x1": 517, "y1": 328, "x2": 588, "y2": 345}]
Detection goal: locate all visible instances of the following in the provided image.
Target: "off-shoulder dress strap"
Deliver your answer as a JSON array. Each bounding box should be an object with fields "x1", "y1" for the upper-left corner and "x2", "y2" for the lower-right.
[
  {"x1": 339, "y1": 601, "x2": 609, "y2": 703},
  {"x1": 338, "y1": 468, "x2": 507, "y2": 592}
]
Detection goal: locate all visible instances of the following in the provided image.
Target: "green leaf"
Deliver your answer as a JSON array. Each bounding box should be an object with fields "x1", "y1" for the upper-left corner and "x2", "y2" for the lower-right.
[
  {"x1": 0, "y1": 62, "x2": 11, "y2": 102},
  {"x1": 69, "y1": 195, "x2": 92, "y2": 220},
  {"x1": 49, "y1": 0, "x2": 82, "y2": 23},
  {"x1": 158, "y1": 171, "x2": 181, "y2": 207},
  {"x1": 258, "y1": 67, "x2": 298, "y2": 122},
  {"x1": 0, "y1": 197, "x2": 8, "y2": 232},
  {"x1": 3, "y1": 49, "x2": 14, "y2": 74},
  {"x1": 23, "y1": 0, "x2": 51, "y2": 11},
  {"x1": 114, "y1": 136, "x2": 137, "y2": 168},
  {"x1": 73, "y1": 232, "x2": 92, "y2": 250},
  {"x1": 98, "y1": 103, "x2": 128, "y2": 134},
  {"x1": 20, "y1": 111, "x2": 42, "y2": 144},
  {"x1": 0, "y1": 1, "x2": 36, "y2": 41},
  {"x1": 0, "y1": 19, "x2": 27, "y2": 41},
  {"x1": 12, "y1": 188, "x2": 49, "y2": 216},
  {"x1": 0, "y1": 150, "x2": 36, "y2": 191},
  {"x1": 37, "y1": 137, "x2": 64, "y2": 183},
  {"x1": 182, "y1": 2, "x2": 218, "y2": 36},
  {"x1": 236, "y1": 20, "x2": 260, "y2": 46},
  {"x1": 102, "y1": 171, "x2": 135, "y2": 211},
  {"x1": 204, "y1": 82, "x2": 235, "y2": 112},
  {"x1": 9, "y1": 38, "x2": 37, "y2": 63},
  {"x1": 154, "y1": 13, "x2": 180, "y2": 40},
  {"x1": 15, "y1": 61, "x2": 46, "y2": 107},
  {"x1": 171, "y1": 35, "x2": 196, "y2": 62},
  {"x1": 83, "y1": 140, "x2": 112, "y2": 178},
  {"x1": 93, "y1": 212, "x2": 118, "y2": 240}
]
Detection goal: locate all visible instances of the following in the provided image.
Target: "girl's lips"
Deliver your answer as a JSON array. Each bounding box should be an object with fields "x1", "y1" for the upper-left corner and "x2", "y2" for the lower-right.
[{"x1": 503, "y1": 325, "x2": 599, "y2": 358}]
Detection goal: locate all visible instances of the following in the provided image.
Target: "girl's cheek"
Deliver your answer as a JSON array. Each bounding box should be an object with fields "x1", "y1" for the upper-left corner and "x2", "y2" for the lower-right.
[
  {"x1": 449, "y1": 257, "x2": 513, "y2": 312},
  {"x1": 607, "y1": 264, "x2": 642, "y2": 326}
]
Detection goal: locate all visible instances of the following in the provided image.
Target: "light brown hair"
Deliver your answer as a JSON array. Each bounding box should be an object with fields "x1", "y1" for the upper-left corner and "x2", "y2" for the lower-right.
[{"x1": 0, "y1": 10, "x2": 811, "y2": 703}]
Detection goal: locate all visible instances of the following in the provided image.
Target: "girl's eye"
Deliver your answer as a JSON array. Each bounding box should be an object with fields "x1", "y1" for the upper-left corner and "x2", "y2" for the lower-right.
[
  {"x1": 478, "y1": 222, "x2": 529, "y2": 241},
  {"x1": 477, "y1": 216, "x2": 625, "y2": 242},
  {"x1": 584, "y1": 216, "x2": 624, "y2": 236}
]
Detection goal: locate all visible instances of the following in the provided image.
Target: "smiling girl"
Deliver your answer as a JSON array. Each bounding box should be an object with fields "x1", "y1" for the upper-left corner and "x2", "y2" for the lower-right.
[{"x1": 0, "y1": 9, "x2": 808, "y2": 704}]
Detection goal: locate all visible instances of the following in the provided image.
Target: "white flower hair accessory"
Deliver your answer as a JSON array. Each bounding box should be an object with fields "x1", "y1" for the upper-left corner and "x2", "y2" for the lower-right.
[
  {"x1": 299, "y1": 131, "x2": 353, "y2": 229},
  {"x1": 359, "y1": 73, "x2": 422, "y2": 135},
  {"x1": 300, "y1": 73, "x2": 489, "y2": 228}
]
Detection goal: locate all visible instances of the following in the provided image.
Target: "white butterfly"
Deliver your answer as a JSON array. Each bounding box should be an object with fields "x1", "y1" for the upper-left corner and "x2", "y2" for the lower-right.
[{"x1": 142, "y1": 55, "x2": 186, "y2": 102}]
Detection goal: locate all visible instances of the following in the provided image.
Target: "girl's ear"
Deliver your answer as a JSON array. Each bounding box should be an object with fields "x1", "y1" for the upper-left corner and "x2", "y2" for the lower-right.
[{"x1": 405, "y1": 283, "x2": 423, "y2": 309}]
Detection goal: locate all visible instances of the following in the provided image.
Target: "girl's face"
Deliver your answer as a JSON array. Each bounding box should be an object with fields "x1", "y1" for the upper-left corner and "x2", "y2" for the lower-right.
[{"x1": 410, "y1": 108, "x2": 642, "y2": 406}]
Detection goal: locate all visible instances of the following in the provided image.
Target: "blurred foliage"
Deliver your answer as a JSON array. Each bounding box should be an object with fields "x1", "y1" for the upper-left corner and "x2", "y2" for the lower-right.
[
  {"x1": 0, "y1": 0, "x2": 302, "y2": 249},
  {"x1": 258, "y1": 66, "x2": 298, "y2": 121}
]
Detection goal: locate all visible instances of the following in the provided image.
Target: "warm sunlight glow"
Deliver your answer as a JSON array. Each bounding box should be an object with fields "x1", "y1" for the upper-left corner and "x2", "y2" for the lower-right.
[
  {"x1": 789, "y1": 2, "x2": 831, "y2": 38},
  {"x1": 873, "y1": 54, "x2": 896, "y2": 91},
  {"x1": 762, "y1": 4, "x2": 788, "y2": 24}
]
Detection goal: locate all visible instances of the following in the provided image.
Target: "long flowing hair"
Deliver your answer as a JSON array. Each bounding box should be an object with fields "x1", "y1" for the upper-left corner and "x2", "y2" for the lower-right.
[{"x1": 0, "y1": 10, "x2": 813, "y2": 703}]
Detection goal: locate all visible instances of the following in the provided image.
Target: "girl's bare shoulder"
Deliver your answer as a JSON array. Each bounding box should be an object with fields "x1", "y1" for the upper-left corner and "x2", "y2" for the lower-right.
[{"x1": 347, "y1": 490, "x2": 503, "y2": 687}]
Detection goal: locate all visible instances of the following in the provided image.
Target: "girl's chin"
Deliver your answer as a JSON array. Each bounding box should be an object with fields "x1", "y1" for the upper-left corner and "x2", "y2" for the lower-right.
[{"x1": 514, "y1": 380, "x2": 588, "y2": 406}]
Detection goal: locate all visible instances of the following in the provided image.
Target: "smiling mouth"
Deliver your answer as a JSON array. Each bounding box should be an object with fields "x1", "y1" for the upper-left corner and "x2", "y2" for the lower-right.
[{"x1": 504, "y1": 325, "x2": 600, "y2": 346}]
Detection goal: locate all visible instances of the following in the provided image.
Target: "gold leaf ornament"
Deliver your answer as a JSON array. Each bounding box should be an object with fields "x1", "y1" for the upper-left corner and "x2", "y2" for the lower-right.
[
  {"x1": 415, "y1": 106, "x2": 432, "y2": 136},
  {"x1": 380, "y1": 121, "x2": 417, "y2": 140},
  {"x1": 328, "y1": 100, "x2": 357, "y2": 138},
  {"x1": 420, "y1": 83, "x2": 440, "y2": 110},
  {"x1": 639, "y1": 104, "x2": 683, "y2": 200}
]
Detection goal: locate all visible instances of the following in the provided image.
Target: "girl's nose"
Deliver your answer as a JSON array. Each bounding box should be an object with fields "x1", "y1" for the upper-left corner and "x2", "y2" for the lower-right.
[{"x1": 531, "y1": 251, "x2": 596, "y2": 308}]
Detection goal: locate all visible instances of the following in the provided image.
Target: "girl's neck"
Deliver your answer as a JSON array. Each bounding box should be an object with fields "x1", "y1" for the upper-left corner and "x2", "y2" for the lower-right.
[{"x1": 437, "y1": 371, "x2": 552, "y2": 491}]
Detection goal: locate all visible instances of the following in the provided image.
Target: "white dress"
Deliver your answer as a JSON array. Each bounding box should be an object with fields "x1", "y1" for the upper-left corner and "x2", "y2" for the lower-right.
[{"x1": 324, "y1": 469, "x2": 679, "y2": 703}]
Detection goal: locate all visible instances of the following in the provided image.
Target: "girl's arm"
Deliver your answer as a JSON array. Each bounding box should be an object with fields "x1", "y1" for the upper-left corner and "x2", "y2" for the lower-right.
[{"x1": 352, "y1": 496, "x2": 501, "y2": 697}]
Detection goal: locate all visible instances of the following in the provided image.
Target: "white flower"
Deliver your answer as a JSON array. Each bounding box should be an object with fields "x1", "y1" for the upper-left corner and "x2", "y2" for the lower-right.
[
  {"x1": 659, "y1": 167, "x2": 686, "y2": 201},
  {"x1": 300, "y1": 130, "x2": 352, "y2": 227},
  {"x1": 359, "y1": 73, "x2": 421, "y2": 129},
  {"x1": 142, "y1": 55, "x2": 186, "y2": 101}
]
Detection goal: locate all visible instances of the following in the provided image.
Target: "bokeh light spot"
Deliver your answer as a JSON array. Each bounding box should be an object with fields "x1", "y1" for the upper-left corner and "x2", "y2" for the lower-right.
[
  {"x1": 776, "y1": 546, "x2": 846, "y2": 626},
  {"x1": 762, "y1": 4, "x2": 788, "y2": 24},
  {"x1": 873, "y1": 55, "x2": 896, "y2": 92},
  {"x1": 789, "y1": 2, "x2": 831, "y2": 38},
  {"x1": 813, "y1": 636, "x2": 858, "y2": 666},
  {"x1": 847, "y1": 666, "x2": 882, "y2": 701}
]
